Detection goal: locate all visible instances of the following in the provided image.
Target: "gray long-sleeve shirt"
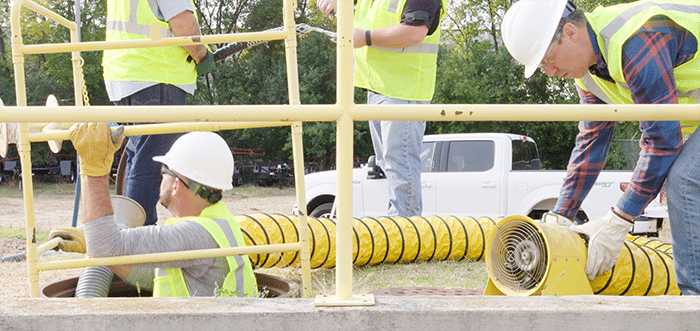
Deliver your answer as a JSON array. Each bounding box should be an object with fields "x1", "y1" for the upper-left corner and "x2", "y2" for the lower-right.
[{"x1": 84, "y1": 215, "x2": 230, "y2": 296}]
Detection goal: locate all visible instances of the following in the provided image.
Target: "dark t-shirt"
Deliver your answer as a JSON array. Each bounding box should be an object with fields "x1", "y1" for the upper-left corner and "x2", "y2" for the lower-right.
[{"x1": 401, "y1": 0, "x2": 441, "y2": 35}]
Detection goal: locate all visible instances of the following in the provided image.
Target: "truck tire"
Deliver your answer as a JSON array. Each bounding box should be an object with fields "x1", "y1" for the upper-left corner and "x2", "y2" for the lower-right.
[{"x1": 310, "y1": 202, "x2": 334, "y2": 219}]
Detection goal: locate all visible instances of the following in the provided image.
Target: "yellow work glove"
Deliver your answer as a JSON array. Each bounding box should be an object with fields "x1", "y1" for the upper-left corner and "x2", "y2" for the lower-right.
[
  {"x1": 69, "y1": 123, "x2": 124, "y2": 177},
  {"x1": 48, "y1": 227, "x2": 86, "y2": 254}
]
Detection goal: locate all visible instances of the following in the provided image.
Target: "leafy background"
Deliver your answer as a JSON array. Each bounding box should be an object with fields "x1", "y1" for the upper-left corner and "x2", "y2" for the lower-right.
[{"x1": 0, "y1": 0, "x2": 638, "y2": 172}]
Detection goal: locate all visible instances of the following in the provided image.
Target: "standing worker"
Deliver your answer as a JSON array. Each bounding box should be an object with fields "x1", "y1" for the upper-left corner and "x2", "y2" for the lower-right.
[
  {"x1": 103, "y1": 0, "x2": 214, "y2": 226},
  {"x1": 316, "y1": 0, "x2": 446, "y2": 217},
  {"x1": 51, "y1": 124, "x2": 257, "y2": 297},
  {"x1": 501, "y1": 0, "x2": 700, "y2": 295}
]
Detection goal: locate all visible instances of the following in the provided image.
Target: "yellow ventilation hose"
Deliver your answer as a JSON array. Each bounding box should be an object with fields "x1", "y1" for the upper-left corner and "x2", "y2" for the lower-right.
[
  {"x1": 590, "y1": 234, "x2": 679, "y2": 295},
  {"x1": 235, "y1": 213, "x2": 497, "y2": 268},
  {"x1": 237, "y1": 213, "x2": 680, "y2": 296}
]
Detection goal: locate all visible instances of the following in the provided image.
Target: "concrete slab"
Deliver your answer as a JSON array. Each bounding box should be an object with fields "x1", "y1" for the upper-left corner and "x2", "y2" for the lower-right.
[{"x1": 1, "y1": 295, "x2": 699, "y2": 331}]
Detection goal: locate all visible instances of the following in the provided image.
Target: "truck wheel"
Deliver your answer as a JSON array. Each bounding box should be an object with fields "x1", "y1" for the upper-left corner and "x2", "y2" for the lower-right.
[{"x1": 310, "y1": 202, "x2": 334, "y2": 219}]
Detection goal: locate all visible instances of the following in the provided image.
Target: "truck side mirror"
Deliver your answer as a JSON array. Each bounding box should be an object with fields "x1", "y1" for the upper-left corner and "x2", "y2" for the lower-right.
[{"x1": 366, "y1": 155, "x2": 385, "y2": 179}]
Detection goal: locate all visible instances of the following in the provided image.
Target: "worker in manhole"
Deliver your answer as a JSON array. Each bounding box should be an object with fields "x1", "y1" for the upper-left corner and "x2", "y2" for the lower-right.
[
  {"x1": 50, "y1": 124, "x2": 257, "y2": 297},
  {"x1": 502, "y1": 0, "x2": 700, "y2": 295}
]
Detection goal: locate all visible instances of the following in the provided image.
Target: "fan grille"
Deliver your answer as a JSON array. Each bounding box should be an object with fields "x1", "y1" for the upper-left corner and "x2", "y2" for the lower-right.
[{"x1": 490, "y1": 220, "x2": 548, "y2": 292}]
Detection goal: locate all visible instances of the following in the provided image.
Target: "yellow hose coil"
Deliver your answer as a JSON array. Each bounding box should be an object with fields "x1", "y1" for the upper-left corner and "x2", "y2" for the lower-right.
[
  {"x1": 235, "y1": 213, "x2": 497, "y2": 268},
  {"x1": 236, "y1": 213, "x2": 679, "y2": 296},
  {"x1": 590, "y1": 235, "x2": 679, "y2": 295}
]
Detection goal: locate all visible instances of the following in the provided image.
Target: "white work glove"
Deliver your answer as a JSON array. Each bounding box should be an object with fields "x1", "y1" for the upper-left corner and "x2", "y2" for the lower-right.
[
  {"x1": 570, "y1": 208, "x2": 633, "y2": 280},
  {"x1": 541, "y1": 211, "x2": 573, "y2": 226}
]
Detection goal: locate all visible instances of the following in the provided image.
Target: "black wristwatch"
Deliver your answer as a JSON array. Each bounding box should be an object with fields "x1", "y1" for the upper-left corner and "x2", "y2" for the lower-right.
[{"x1": 365, "y1": 30, "x2": 372, "y2": 46}]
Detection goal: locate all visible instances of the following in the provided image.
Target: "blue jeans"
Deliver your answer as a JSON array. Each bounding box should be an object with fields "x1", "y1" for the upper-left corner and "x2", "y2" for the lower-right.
[
  {"x1": 667, "y1": 128, "x2": 700, "y2": 295},
  {"x1": 368, "y1": 91, "x2": 426, "y2": 217},
  {"x1": 115, "y1": 84, "x2": 185, "y2": 226}
]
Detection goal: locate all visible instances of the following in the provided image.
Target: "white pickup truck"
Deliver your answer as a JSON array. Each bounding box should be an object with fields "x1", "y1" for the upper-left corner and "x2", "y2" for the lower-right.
[{"x1": 300, "y1": 132, "x2": 667, "y2": 236}]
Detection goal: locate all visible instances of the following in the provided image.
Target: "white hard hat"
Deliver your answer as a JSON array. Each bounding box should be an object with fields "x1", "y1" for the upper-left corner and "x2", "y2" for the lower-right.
[
  {"x1": 501, "y1": 0, "x2": 571, "y2": 78},
  {"x1": 153, "y1": 131, "x2": 234, "y2": 191}
]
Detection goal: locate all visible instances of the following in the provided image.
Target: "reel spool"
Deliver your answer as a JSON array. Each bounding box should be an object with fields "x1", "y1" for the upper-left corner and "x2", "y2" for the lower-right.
[
  {"x1": 44, "y1": 95, "x2": 64, "y2": 153},
  {"x1": 0, "y1": 96, "x2": 17, "y2": 157},
  {"x1": 0, "y1": 95, "x2": 65, "y2": 157},
  {"x1": 484, "y1": 215, "x2": 592, "y2": 296}
]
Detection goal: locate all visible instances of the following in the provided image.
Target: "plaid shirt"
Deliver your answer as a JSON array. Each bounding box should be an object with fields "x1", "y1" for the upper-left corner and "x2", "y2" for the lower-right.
[{"x1": 554, "y1": 16, "x2": 696, "y2": 219}]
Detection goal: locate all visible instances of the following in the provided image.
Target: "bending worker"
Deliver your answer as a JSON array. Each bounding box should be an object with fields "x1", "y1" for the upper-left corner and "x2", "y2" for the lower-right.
[
  {"x1": 52, "y1": 124, "x2": 257, "y2": 297},
  {"x1": 316, "y1": 0, "x2": 446, "y2": 217},
  {"x1": 502, "y1": 0, "x2": 700, "y2": 295}
]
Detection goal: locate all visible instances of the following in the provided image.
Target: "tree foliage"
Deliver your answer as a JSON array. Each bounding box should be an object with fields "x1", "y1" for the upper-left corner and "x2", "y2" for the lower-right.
[{"x1": 2, "y1": 0, "x2": 640, "y2": 170}]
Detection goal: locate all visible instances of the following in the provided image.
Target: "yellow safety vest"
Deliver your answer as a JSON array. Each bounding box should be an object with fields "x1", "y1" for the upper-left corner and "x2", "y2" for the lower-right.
[
  {"x1": 575, "y1": 1, "x2": 700, "y2": 138},
  {"x1": 153, "y1": 202, "x2": 258, "y2": 297},
  {"x1": 103, "y1": 0, "x2": 197, "y2": 85},
  {"x1": 354, "y1": 0, "x2": 447, "y2": 101}
]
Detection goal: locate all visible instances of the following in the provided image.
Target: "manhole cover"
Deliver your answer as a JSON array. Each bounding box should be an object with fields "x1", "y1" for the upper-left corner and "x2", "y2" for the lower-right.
[{"x1": 370, "y1": 287, "x2": 482, "y2": 296}]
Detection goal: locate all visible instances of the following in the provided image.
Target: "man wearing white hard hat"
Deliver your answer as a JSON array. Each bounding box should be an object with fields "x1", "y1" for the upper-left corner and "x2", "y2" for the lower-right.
[
  {"x1": 51, "y1": 124, "x2": 257, "y2": 297},
  {"x1": 502, "y1": 0, "x2": 700, "y2": 295}
]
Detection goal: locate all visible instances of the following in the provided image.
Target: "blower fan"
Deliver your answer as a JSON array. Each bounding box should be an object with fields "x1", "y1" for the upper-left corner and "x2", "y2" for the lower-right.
[{"x1": 484, "y1": 215, "x2": 593, "y2": 296}]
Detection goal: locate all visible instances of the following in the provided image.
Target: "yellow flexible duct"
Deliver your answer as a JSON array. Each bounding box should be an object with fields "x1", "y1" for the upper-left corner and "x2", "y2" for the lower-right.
[
  {"x1": 590, "y1": 234, "x2": 678, "y2": 295},
  {"x1": 235, "y1": 213, "x2": 497, "y2": 268},
  {"x1": 237, "y1": 213, "x2": 679, "y2": 296}
]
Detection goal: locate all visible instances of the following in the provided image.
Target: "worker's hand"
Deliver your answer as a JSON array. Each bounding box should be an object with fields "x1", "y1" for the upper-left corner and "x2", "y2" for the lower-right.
[
  {"x1": 69, "y1": 123, "x2": 123, "y2": 177},
  {"x1": 316, "y1": 0, "x2": 336, "y2": 19},
  {"x1": 570, "y1": 208, "x2": 632, "y2": 280},
  {"x1": 48, "y1": 227, "x2": 86, "y2": 254},
  {"x1": 541, "y1": 211, "x2": 573, "y2": 226},
  {"x1": 194, "y1": 50, "x2": 215, "y2": 76}
]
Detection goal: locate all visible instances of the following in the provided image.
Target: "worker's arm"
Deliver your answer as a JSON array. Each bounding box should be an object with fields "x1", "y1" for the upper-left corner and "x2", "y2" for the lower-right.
[
  {"x1": 169, "y1": 10, "x2": 208, "y2": 64},
  {"x1": 353, "y1": 24, "x2": 429, "y2": 49}
]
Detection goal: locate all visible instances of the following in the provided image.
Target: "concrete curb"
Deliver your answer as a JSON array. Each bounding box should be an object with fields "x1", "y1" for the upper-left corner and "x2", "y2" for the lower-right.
[{"x1": 1, "y1": 295, "x2": 699, "y2": 330}]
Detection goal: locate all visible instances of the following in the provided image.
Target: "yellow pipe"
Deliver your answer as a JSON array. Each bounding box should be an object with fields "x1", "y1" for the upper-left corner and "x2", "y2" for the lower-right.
[
  {"x1": 333, "y1": 0, "x2": 357, "y2": 302},
  {"x1": 0, "y1": 105, "x2": 342, "y2": 123},
  {"x1": 348, "y1": 103, "x2": 700, "y2": 122},
  {"x1": 291, "y1": 123, "x2": 313, "y2": 298},
  {"x1": 3, "y1": 104, "x2": 700, "y2": 124},
  {"x1": 26, "y1": 122, "x2": 293, "y2": 142},
  {"x1": 37, "y1": 243, "x2": 303, "y2": 271},
  {"x1": 16, "y1": 32, "x2": 288, "y2": 56},
  {"x1": 282, "y1": 0, "x2": 312, "y2": 298}
]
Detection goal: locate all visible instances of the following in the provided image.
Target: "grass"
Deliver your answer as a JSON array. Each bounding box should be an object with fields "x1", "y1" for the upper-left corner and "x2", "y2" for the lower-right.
[{"x1": 260, "y1": 259, "x2": 488, "y2": 297}]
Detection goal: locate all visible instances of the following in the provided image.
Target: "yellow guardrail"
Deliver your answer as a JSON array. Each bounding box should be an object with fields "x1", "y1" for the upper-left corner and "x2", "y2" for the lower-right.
[
  {"x1": 8, "y1": 0, "x2": 313, "y2": 299},
  {"x1": 5, "y1": 0, "x2": 700, "y2": 305}
]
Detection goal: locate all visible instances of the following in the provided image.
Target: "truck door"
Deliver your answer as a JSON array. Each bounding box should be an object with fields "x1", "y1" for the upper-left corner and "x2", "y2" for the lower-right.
[{"x1": 434, "y1": 140, "x2": 503, "y2": 218}]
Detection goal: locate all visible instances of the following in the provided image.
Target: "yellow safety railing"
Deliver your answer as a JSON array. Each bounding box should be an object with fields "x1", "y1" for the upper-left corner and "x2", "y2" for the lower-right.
[
  {"x1": 5, "y1": 0, "x2": 700, "y2": 305},
  {"x1": 8, "y1": 0, "x2": 313, "y2": 298}
]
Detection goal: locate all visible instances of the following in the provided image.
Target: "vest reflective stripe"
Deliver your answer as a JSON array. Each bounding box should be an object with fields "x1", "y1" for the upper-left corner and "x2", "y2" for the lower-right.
[
  {"x1": 598, "y1": 2, "x2": 700, "y2": 53},
  {"x1": 353, "y1": 0, "x2": 447, "y2": 101},
  {"x1": 369, "y1": 43, "x2": 439, "y2": 54},
  {"x1": 210, "y1": 218, "x2": 247, "y2": 297},
  {"x1": 577, "y1": 74, "x2": 614, "y2": 104},
  {"x1": 387, "y1": 0, "x2": 400, "y2": 13},
  {"x1": 103, "y1": 0, "x2": 196, "y2": 85}
]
